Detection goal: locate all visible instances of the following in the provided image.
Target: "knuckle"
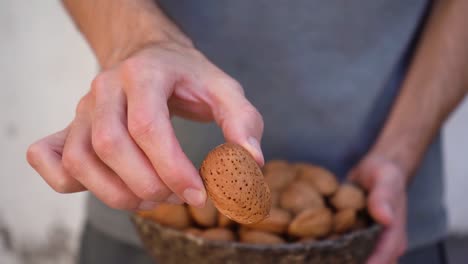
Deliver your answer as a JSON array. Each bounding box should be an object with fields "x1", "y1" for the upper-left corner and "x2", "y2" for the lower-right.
[
  {"x1": 26, "y1": 143, "x2": 41, "y2": 168},
  {"x1": 105, "y1": 192, "x2": 140, "y2": 210},
  {"x1": 224, "y1": 77, "x2": 245, "y2": 95},
  {"x1": 136, "y1": 182, "x2": 170, "y2": 201},
  {"x1": 90, "y1": 72, "x2": 110, "y2": 98},
  {"x1": 158, "y1": 168, "x2": 188, "y2": 193},
  {"x1": 128, "y1": 112, "x2": 157, "y2": 140},
  {"x1": 62, "y1": 149, "x2": 85, "y2": 178},
  {"x1": 92, "y1": 126, "x2": 122, "y2": 159},
  {"x1": 241, "y1": 104, "x2": 264, "y2": 125},
  {"x1": 50, "y1": 177, "x2": 76, "y2": 194},
  {"x1": 119, "y1": 57, "x2": 146, "y2": 80},
  {"x1": 75, "y1": 94, "x2": 91, "y2": 115}
]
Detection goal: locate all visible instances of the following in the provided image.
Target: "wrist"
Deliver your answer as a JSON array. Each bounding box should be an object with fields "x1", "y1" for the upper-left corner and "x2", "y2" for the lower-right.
[
  {"x1": 74, "y1": 0, "x2": 194, "y2": 69},
  {"x1": 101, "y1": 27, "x2": 193, "y2": 69},
  {"x1": 366, "y1": 145, "x2": 414, "y2": 186}
]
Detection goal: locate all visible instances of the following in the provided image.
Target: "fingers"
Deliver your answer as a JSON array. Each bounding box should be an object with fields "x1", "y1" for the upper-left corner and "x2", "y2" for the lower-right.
[
  {"x1": 207, "y1": 77, "x2": 265, "y2": 166},
  {"x1": 62, "y1": 99, "x2": 144, "y2": 210},
  {"x1": 26, "y1": 126, "x2": 86, "y2": 193},
  {"x1": 90, "y1": 73, "x2": 175, "y2": 203},
  {"x1": 367, "y1": 176, "x2": 398, "y2": 226},
  {"x1": 123, "y1": 67, "x2": 206, "y2": 207},
  {"x1": 367, "y1": 195, "x2": 407, "y2": 264},
  {"x1": 349, "y1": 157, "x2": 408, "y2": 264}
]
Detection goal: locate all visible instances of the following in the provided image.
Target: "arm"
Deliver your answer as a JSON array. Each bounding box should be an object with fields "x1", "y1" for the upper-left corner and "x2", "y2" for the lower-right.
[
  {"x1": 370, "y1": 0, "x2": 468, "y2": 179},
  {"x1": 27, "y1": 0, "x2": 264, "y2": 210},
  {"x1": 350, "y1": 1, "x2": 468, "y2": 263},
  {"x1": 62, "y1": 0, "x2": 192, "y2": 68}
]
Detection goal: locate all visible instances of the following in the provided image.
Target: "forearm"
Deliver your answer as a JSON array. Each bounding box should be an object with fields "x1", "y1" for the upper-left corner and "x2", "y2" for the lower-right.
[
  {"x1": 62, "y1": 0, "x2": 192, "y2": 68},
  {"x1": 370, "y1": 0, "x2": 468, "y2": 180}
]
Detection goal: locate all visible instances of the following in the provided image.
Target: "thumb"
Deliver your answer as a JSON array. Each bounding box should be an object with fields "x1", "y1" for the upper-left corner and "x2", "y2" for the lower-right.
[
  {"x1": 367, "y1": 175, "x2": 400, "y2": 227},
  {"x1": 208, "y1": 79, "x2": 264, "y2": 166}
]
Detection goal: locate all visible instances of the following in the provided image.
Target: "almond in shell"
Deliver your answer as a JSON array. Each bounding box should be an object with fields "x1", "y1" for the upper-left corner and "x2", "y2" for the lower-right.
[
  {"x1": 333, "y1": 209, "x2": 357, "y2": 234},
  {"x1": 246, "y1": 208, "x2": 292, "y2": 234},
  {"x1": 331, "y1": 183, "x2": 366, "y2": 210},
  {"x1": 280, "y1": 181, "x2": 324, "y2": 214},
  {"x1": 240, "y1": 230, "x2": 285, "y2": 245},
  {"x1": 288, "y1": 208, "x2": 333, "y2": 238},
  {"x1": 188, "y1": 198, "x2": 217, "y2": 227},
  {"x1": 295, "y1": 164, "x2": 338, "y2": 196},
  {"x1": 200, "y1": 143, "x2": 271, "y2": 224},
  {"x1": 200, "y1": 228, "x2": 235, "y2": 242},
  {"x1": 137, "y1": 204, "x2": 190, "y2": 230}
]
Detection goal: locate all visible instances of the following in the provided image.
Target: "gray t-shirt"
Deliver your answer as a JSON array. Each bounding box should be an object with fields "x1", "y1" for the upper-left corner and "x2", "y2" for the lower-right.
[{"x1": 87, "y1": 0, "x2": 446, "y2": 250}]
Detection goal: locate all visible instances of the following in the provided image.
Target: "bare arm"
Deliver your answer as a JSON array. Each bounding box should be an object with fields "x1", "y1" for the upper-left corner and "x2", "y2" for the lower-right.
[
  {"x1": 370, "y1": 0, "x2": 468, "y2": 179},
  {"x1": 62, "y1": 0, "x2": 192, "y2": 68},
  {"x1": 352, "y1": 1, "x2": 468, "y2": 263}
]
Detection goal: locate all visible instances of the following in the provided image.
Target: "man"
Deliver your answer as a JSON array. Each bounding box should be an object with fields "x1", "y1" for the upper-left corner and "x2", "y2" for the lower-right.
[{"x1": 27, "y1": 0, "x2": 467, "y2": 263}]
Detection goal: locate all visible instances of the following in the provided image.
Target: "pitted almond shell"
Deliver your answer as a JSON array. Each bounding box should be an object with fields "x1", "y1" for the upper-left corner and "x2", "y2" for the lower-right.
[{"x1": 200, "y1": 143, "x2": 271, "y2": 224}]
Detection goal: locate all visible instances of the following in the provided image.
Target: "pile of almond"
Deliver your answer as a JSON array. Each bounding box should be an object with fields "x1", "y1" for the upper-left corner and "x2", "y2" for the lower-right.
[{"x1": 138, "y1": 153, "x2": 370, "y2": 245}]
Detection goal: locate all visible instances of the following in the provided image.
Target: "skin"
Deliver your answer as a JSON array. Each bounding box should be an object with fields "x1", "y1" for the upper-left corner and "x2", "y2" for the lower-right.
[
  {"x1": 27, "y1": 0, "x2": 264, "y2": 210},
  {"x1": 26, "y1": 0, "x2": 467, "y2": 263},
  {"x1": 349, "y1": 1, "x2": 468, "y2": 263}
]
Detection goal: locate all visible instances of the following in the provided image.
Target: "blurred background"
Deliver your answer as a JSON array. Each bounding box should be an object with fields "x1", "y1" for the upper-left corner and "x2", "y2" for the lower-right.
[{"x1": 0, "y1": 1, "x2": 467, "y2": 264}]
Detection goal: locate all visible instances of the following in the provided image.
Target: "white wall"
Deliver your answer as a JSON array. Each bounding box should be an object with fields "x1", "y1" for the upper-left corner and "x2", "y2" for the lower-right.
[
  {"x1": 0, "y1": 1, "x2": 94, "y2": 263},
  {"x1": 0, "y1": 1, "x2": 467, "y2": 263}
]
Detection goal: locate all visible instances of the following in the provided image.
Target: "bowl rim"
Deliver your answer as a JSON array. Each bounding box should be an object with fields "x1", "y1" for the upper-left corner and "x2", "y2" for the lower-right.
[{"x1": 132, "y1": 214, "x2": 381, "y2": 251}]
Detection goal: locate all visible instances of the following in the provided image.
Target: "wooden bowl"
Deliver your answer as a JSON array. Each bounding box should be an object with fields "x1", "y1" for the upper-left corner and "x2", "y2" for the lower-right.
[{"x1": 132, "y1": 214, "x2": 380, "y2": 264}]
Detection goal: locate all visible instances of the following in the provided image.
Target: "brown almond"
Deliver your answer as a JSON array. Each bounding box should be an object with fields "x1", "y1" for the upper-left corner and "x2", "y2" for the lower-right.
[
  {"x1": 200, "y1": 228, "x2": 236, "y2": 242},
  {"x1": 262, "y1": 160, "x2": 290, "y2": 173},
  {"x1": 295, "y1": 164, "x2": 338, "y2": 196},
  {"x1": 331, "y1": 183, "x2": 366, "y2": 210},
  {"x1": 218, "y1": 212, "x2": 234, "y2": 228},
  {"x1": 138, "y1": 204, "x2": 190, "y2": 230},
  {"x1": 246, "y1": 208, "x2": 292, "y2": 234},
  {"x1": 263, "y1": 162, "x2": 296, "y2": 191},
  {"x1": 280, "y1": 182, "x2": 324, "y2": 214},
  {"x1": 184, "y1": 227, "x2": 203, "y2": 237},
  {"x1": 288, "y1": 208, "x2": 333, "y2": 238},
  {"x1": 200, "y1": 143, "x2": 271, "y2": 224},
  {"x1": 271, "y1": 190, "x2": 280, "y2": 208},
  {"x1": 333, "y1": 209, "x2": 357, "y2": 234},
  {"x1": 188, "y1": 199, "x2": 217, "y2": 227},
  {"x1": 240, "y1": 230, "x2": 285, "y2": 245}
]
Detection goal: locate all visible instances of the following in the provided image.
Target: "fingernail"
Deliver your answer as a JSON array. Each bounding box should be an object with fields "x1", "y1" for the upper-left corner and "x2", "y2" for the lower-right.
[
  {"x1": 183, "y1": 188, "x2": 206, "y2": 207},
  {"x1": 247, "y1": 137, "x2": 264, "y2": 166},
  {"x1": 138, "y1": 201, "x2": 159, "y2": 211},
  {"x1": 166, "y1": 193, "x2": 184, "y2": 204}
]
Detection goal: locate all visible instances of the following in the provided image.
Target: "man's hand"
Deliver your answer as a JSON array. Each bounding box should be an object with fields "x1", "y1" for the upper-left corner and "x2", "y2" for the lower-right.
[
  {"x1": 348, "y1": 156, "x2": 407, "y2": 264},
  {"x1": 27, "y1": 41, "x2": 264, "y2": 210},
  {"x1": 350, "y1": 1, "x2": 468, "y2": 261}
]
